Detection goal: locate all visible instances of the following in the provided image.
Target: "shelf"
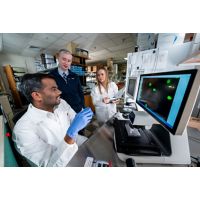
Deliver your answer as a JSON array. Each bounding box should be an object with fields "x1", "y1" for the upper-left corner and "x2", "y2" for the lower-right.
[
  {"x1": 13, "y1": 72, "x2": 25, "y2": 77},
  {"x1": 40, "y1": 53, "x2": 56, "y2": 69},
  {"x1": 72, "y1": 55, "x2": 87, "y2": 66},
  {"x1": 38, "y1": 67, "x2": 57, "y2": 73},
  {"x1": 72, "y1": 54, "x2": 89, "y2": 60},
  {"x1": 12, "y1": 67, "x2": 26, "y2": 73},
  {"x1": 4, "y1": 65, "x2": 23, "y2": 108},
  {"x1": 72, "y1": 63, "x2": 87, "y2": 67}
]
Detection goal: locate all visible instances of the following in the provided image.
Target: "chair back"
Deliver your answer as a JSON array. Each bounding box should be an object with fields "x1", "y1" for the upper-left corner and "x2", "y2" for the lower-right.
[{"x1": 11, "y1": 107, "x2": 31, "y2": 167}]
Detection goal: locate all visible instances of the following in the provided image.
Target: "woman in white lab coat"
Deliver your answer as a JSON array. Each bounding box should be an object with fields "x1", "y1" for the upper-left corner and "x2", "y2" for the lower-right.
[{"x1": 91, "y1": 67, "x2": 119, "y2": 124}]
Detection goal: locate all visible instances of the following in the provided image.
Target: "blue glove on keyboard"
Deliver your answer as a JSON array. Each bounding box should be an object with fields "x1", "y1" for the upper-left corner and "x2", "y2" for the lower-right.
[{"x1": 66, "y1": 107, "x2": 93, "y2": 139}]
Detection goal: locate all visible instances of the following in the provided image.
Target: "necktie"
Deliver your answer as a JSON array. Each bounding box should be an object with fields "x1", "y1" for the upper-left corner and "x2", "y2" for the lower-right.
[{"x1": 62, "y1": 72, "x2": 68, "y2": 83}]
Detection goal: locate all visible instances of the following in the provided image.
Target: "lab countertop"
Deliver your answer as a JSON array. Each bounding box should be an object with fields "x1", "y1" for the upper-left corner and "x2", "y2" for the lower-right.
[
  {"x1": 67, "y1": 113, "x2": 196, "y2": 167},
  {"x1": 67, "y1": 120, "x2": 126, "y2": 167}
]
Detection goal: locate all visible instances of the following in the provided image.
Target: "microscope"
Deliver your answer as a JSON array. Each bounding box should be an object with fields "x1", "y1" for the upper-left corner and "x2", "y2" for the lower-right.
[{"x1": 125, "y1": 111, "x2": 141, "y2": 137}]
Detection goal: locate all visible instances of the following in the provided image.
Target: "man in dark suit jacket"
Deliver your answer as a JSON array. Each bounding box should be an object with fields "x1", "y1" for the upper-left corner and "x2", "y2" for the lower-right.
[{"x1": 50, "y1": 49, "x2": 85, "y2": 113}]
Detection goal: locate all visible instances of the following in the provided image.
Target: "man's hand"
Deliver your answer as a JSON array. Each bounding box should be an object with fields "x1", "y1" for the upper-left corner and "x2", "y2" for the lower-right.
[{"x1": 66, "y1": 107, "x2": 93, "y2": 140}]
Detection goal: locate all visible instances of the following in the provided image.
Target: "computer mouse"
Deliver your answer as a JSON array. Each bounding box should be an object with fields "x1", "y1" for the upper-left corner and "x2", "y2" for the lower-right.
[{"x1": 126, "y1": 158, "x2": 136, "y2": 167}]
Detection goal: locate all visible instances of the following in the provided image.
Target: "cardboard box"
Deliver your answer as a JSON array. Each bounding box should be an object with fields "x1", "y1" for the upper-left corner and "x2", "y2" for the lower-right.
[
  {"x1": 87, "y1": 66, "x2": 91, "y2": 72},
  {"x1": 75, "y1": 48, "x2": 88, "y2": 58},
  {"x1": 66, "y1": 42, "x2": 78, "y2": 54},
  {"x1": 92, "y1": 66, "x2": 97, "y2": 72},
  {"x1": 72, "y1": 56, "x2": 80, "y2": 64},
  {"x1": 188, "y1": 117, "x2": 200, "y2": 131}
]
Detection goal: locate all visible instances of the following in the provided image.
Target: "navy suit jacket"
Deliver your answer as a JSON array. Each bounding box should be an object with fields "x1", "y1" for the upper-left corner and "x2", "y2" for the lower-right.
[{"x1": 50, "y1": 68, "x2": 85, "y2": 113}]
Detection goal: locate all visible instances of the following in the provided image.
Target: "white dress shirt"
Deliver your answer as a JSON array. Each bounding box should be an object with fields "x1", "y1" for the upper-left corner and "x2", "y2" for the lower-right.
[
  {"x1": 91, "y1": 82, "x2": 118, "y2": 123},
  {"x1": 13, "y1": 99, "x2": 87, "y2": 167},
  {"x1": 58, "y1": 67, "x2": 69, "y2": 77}
]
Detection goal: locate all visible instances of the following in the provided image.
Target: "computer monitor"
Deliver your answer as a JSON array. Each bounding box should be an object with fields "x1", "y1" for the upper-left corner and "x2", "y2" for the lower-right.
[
  {"x1": 126, "y1": 76, "x2": 138, "y2": 101},
  {"x1": 136, "y1": 68, "x2": 200, "y2": 135}
]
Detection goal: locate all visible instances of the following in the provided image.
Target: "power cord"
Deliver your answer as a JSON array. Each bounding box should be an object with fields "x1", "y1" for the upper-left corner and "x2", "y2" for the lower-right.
[{"x1": 191, "y1": 156, "x2": 200, "y2": 167}]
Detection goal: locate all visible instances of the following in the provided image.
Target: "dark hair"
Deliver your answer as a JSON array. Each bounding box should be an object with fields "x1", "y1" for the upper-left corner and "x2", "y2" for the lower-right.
[{"x1": 20, "y1": 73, "x2": 55, "y2": 103}]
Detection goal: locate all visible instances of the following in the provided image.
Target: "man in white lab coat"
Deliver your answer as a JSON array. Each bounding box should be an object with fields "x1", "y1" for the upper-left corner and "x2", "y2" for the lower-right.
[{"x1": 13, "y1": 73, "x2": 93, "y2": 167}]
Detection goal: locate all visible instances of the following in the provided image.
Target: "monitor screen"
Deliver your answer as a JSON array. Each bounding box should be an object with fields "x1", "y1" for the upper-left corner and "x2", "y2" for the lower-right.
[
  {"x1": 126, "y1": 77, "x2": 138, "y2": 100},
  {"x1": 136, "y1": 69, "x2": 200, "y2": 135}
]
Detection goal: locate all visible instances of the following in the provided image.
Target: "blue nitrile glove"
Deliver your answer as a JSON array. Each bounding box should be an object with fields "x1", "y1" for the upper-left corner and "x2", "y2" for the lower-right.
[{"x1": 66, "y1": 107, "x2": 93, "y2": 139}]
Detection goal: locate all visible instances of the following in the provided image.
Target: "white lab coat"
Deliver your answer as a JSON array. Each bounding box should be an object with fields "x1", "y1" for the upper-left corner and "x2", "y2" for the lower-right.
[
  {"x1": 13, "y1": 99, "x2": 87, "y2": 167},
  {"x1": 91, "y1": 82, "x2": 118, "y2": 123}
]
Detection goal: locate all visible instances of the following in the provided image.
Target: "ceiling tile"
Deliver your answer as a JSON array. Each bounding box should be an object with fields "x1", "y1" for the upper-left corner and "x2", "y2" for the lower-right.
[
  {"x1": 51, "y1": 38, "x2": 67, "y2": 46},
  {"x1": 100, "y1": 40, "x2": 116, "y2": 49},
  {"x1": 89, "y1": 49, "x2": 110, "y2": 56},
  {"x1": 61, "y1": 33, "x2": 80, "y2": 42},
  {"x1": 3, "y1": 44, "x2": 23, "y2": 55},
  {"x1": 87, "y1": 44, "x2": 104, "y2": 53},
  {"x1": 107, "y1": 42, "x2": 134, "y2": 52},
  {"x1": 46, "y1": 38, "x2": 67, "y2": 52},
  {"x1": 73, "y1": 37, "x2": 89, "y2": 46},
  {"x1": 21, "y1": 49, "x2": 39, "y2": 57},
  {"x1": 107, "y1": 33, "x2": 131, "y2": 39},
  {"x1": 1, "y1": 33, "x2": 138, "y2": 64},
  {"x1": 78, "y1": 33, "x2": 98, "y2": 39},
  {"x1": 3, "y1": 33, "x2": 33, "y2": 48},
  {"x1": 32, "y1": 33, "x2": 61, "y2": 41},
  {"x1": 94, "y1": 34, "x2": 111, "y2": 44},
  {"x1": 28, "y1": 39, "x2": 52, "y2": 48},
  {"x1": 111, "y1": 35, "x2": 135, "y2": 46}
]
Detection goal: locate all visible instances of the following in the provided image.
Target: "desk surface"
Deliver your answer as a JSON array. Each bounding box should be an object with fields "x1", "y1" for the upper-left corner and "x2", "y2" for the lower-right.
[
  {"x1": 67, "y1": 120, "x2": 126, "y2": 167},
  {"x1": 67, "y1": 113, "x2": 191, "y2": 167}
]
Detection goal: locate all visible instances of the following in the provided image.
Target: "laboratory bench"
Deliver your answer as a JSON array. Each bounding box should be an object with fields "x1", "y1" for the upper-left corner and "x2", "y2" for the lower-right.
[
  {"x1": 67, "y1": 105, "x2": 200, "y2": 167},
  {"x1": 67, "y1": 117, "x2": 197, "y2": 167},
  {"x1": 67, "y1": 120, "x2": 126, "y2": 167}
]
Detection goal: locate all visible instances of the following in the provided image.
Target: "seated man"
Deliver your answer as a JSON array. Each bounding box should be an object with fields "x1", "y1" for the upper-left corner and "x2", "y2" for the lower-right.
[{"x1": 12, "y1": 73, "x2": 93, "y2": 167}]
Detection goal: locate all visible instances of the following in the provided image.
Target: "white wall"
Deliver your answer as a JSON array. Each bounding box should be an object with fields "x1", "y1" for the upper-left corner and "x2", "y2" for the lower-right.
[{"x1": 0, "y1": 53, "x2": 36, "y2": 73}]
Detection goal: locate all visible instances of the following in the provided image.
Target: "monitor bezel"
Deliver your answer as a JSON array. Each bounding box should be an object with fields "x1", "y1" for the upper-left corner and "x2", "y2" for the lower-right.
[
  {"x1": 126, "y1": 76, "x2": 138, "y2": 101},
  {"x1": 136, "y1": 69, "x2": 198, "y2": 135}
]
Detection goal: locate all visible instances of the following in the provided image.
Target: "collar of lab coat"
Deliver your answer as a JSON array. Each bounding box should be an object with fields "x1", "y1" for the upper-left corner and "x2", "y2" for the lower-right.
[
  {"x1": 99, "y1": 82, "x2": 112, "y2": 94},
  {"x1": 28, "y1": 104, "x2": 58, "y2": 123}
]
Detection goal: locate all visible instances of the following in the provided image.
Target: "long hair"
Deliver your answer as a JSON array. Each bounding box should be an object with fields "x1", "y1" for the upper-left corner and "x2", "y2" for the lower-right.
[{"x1": 96, "y1": 67, "x2": 109, "y2": 94}]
